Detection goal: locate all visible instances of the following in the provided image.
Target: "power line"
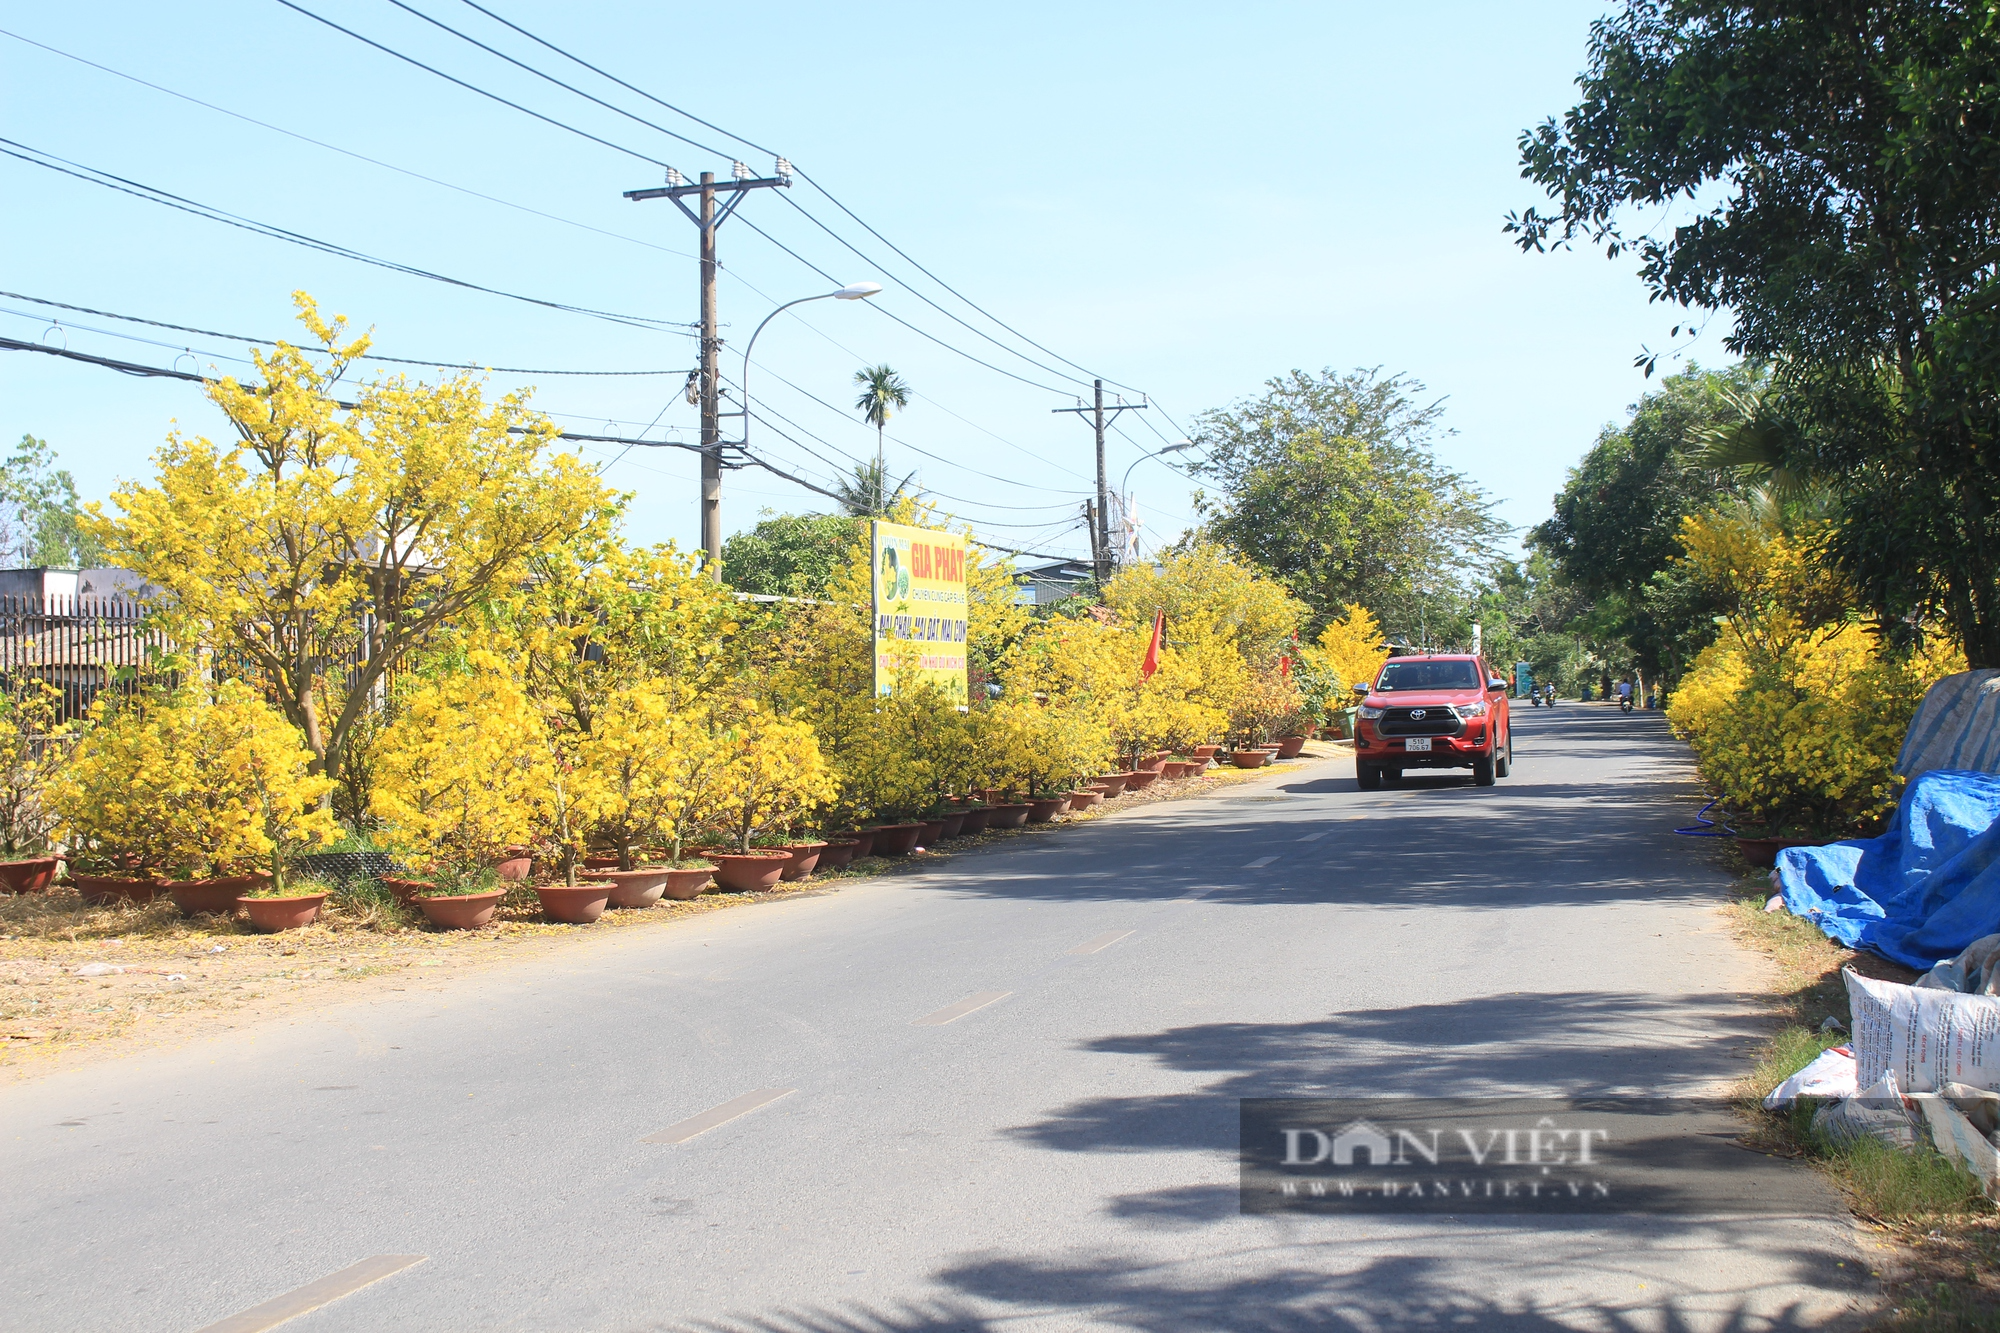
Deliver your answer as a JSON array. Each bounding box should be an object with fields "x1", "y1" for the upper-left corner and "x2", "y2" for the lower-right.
[
  {"x1": 0, "y1": 27, "x2": 700, "y2": 265},
  {"x1": 377, "y1": 0, "x2": 738, "y2": 164},
  {"x1": 0, "y1": 138, "x2": 692, "y2": 336},
  {"x1": 271, "y1": 0, "x2": 685, "y2": 174},
  {"x1": 0, "y1": 291, "x2": 691, "y2": 376},
  {"x1": 771, "y1": 193, "x2": 1096, "y2": 392},
  {"x1": 426, "y1": 2, "x2": 1134, "y2": 396},
  {"x1": 730, "y1": 213, "x2": 1073, "y2": 395}
]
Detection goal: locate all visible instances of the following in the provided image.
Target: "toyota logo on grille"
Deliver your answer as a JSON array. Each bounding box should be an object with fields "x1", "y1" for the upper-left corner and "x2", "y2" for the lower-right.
[{"x1": 1410, "y1": 709, "x2": 1427, "y2": 720}]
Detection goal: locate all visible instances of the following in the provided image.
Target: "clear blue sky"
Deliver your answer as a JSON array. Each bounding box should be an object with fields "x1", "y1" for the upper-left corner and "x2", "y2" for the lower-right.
[{"x1": 0, "y1": 0, "x2": 1718, "y2": 566}]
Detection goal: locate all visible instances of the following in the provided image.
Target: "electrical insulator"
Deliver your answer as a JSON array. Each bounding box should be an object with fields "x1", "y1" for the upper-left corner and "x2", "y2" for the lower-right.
[
  {"x1": 666, "y1": 167, "x2": 686, "y2": 187},
  {"x1": 731, "y1": 161, "x2": 751, "y2": 181}
]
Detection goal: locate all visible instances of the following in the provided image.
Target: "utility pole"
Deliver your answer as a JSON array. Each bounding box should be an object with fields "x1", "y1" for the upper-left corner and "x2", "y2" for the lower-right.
[
  {"x1": 625, "y1": 160, "x2": 792, "y2": 577},
  {"x1": 1053, "y1": 379, "x2": 1147, "y2": 584}
]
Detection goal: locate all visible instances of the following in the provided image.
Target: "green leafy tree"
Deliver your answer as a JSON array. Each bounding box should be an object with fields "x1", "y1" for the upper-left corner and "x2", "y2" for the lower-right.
[
  {"x1": 1187, "y1": 368, "x2": 1504, "y2": 642},
  {"x1": 1510, "y1": 2, "x2": 2000, "y2": 664},
  {"x1": 852, "y1": 365, "x2": 910, "y2": 513},
  {"x1": 722, "y1": 512, "x2": 859, "y2": 598},
  {"x1": 1530, "y1": 365, "x2": 1754, "y2": 680},
  {"x1": 0, "y1": 435, "x2": 103, "y2": 568}
]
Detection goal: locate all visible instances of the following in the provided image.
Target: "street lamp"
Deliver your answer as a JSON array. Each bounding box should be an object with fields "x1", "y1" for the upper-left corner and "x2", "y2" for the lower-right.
[
  {"x1": 1120, "y1": 440, "x2": 1193, "y2": 496},
  {"x1": 734, "y1": 282, "x2": 883, "y2": 456},
  {"x1": 1116, "y1": 441, "x2": 1193, "y2": 565}
]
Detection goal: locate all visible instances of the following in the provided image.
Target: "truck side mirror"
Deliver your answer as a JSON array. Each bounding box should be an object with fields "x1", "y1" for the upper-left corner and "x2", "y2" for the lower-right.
[
  {"x1": 1488, "y1": 677, "x2": 1506, "y2": 691},
  {"x1": 1352, "y1": 683, "x2": 1371, "y2": 697}
]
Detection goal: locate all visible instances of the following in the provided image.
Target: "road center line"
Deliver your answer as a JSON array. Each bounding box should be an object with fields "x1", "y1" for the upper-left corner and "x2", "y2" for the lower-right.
[
  {"x1": 1244, "y1": 856, "x2": 1279, "y2": 868},
  {"x1": 1296, "y1": 831, "x2": 1328, "y2": 842},
  {"x1": 642, "y1": 1088, "x2": 796, "y2": 1144},
  {"x1": 1067, "y1": 930, "x2": 1135, "y2": 955},
  {"x1": 912, "y1": 990, "x2": 1012, "y2": 1026},
  {"x1": 194, "y1": 1255, "x2": 427, "y2": 1333}
]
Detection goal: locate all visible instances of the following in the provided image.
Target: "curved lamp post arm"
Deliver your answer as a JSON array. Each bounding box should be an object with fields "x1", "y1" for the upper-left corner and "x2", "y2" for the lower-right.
[
  {"x1": 736, "y1": 282, "x2": 882, "y2": 453},
  {"x1": 1120, "y1": 440, "x2": 1194, "y2": 495}
]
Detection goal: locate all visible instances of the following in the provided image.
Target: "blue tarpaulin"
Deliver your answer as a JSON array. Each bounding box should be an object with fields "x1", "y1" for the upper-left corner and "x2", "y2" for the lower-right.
[{"x1": 1778, "y1": 770, "x2": 2000, "y2": 969}]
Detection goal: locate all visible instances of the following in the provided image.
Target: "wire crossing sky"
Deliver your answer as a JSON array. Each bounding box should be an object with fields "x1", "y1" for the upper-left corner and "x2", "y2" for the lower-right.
[{"x1": 0, "y1": 1, "x2": 1689, "y2": 561}]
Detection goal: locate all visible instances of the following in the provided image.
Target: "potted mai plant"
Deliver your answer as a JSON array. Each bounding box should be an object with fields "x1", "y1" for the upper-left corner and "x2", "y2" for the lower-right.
[
  {"x1": 369, "y1": 654, "x2": 542, "y2": 930},
  {"x1": 706, "y1": 706, "x2": 837, "y2": 891},
  {"x1": 0, "y1": 679, "x2": 73, "y2": 894},
  {"x1": 48, "y1": 680, "x2": 338, "y2": 917},
  {"x1": 575, "y1": 683, "x2": 726, "y2": 904}
]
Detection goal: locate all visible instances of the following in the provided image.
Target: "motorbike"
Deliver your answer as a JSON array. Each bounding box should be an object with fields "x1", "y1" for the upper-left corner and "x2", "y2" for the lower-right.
[
  {"x1": 1530, "y1": 691, "x2": 1542, "y2": 707},
  {"x1": 1619, "y1": 692, "x2": 1635, "y2": 713}
]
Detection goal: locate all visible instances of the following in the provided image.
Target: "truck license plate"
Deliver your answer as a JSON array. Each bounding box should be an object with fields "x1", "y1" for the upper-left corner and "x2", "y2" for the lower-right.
[{"x1": 1404, "y1": 737, "x2": 1432, "y2": 752}]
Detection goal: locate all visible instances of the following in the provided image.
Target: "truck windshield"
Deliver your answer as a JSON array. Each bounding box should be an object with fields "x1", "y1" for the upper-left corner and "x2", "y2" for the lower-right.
[{"x1": 1375, "y1": 661, "x2": 1480, "y2": 691}]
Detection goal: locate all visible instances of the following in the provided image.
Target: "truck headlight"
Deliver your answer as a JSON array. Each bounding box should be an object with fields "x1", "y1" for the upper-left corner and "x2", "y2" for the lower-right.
[
  {"x1": 1458, "y1": 701, "x2": 1487, "y2": 717},
  {"x1": 1358, "y1": 705, "x2": 1384, "y2": 720}
]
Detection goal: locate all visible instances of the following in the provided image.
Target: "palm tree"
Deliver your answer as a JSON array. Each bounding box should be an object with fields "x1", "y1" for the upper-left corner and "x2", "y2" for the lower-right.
[
  {"x1": 853, "y1": 364, "x2": 910, "y2": 513},
  {"x1": 834, "y1": 461, "x2": 918, "y2": 518}
]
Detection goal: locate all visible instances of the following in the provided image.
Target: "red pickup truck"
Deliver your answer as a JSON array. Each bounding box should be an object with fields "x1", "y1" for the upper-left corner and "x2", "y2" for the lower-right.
[{"x1": 1352, "y1": 653, "x2": 1513, "y2": 790}]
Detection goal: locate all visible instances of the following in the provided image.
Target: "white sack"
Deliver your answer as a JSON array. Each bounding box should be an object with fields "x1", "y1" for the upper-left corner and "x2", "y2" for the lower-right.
[{"x1": 1846, "y1": 967, "x2": 2000, "y2": 1093}]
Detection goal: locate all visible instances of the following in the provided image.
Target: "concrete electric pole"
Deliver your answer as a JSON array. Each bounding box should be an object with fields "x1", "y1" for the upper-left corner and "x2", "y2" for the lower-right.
[
  {"x1": 1053, "y1": 379, "x2": 1148, "y2": 584},
  {"x1": 625, "y1": 160, "x2": 793, "y2": 577}
]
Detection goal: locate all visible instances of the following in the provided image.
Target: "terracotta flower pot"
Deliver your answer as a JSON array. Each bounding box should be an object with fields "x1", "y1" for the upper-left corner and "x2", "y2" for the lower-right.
[
  {"x1": 1163, "y1": 761, "x2": 1193, "y2": 779},
  {"x1": 380, "y1": 875, "x2": 432, "y2": 906},
  {"x1": 1067, "y1": 790, "x2": 1104, "y2": 810},
  {"x1": 0, "y1": 856, "x2": 60, "y2": 895},
  {"x1": 915, "y1": 819, "x2": 946, "y2": 847},
  {"x1": 706, "y1": 851, "x2": 791, "y2": 892},
  {"x1": 986, "y1": 803, "x2": 1032, "y2": 829},
  {"x1": 935, "y1": 812, "x2": 968, "y2": 840},
  {"x1": 237, "y1": 892, "x2": 327, "y2": 932},
  {"x1": 1138, "y1": 753, "x2": 1169, "y2": 773},
  {"x1": 956, "y1": 807, "x2": 993, "y2": 835},
  {"x1": 661, "y1": 865, "x2": 715, "y2": 899},
  {"x1": 1193, "y1": 744, "x2": 1221, "y2": 760},
  {"x1": 1232, "y1": 750, "x2": 1271, "y2": 769},
  {"x1": 535, "y1": 882, "x2": 613, "y2": 923},
  {"x1": 869, "y1": 824, "x2": 923, "y2": 857},
  {"x1": 777, "y1": 842, "x2": 829, "y2": 881},
  {"x1": 600, "y1": 867, "x2": 672, "y2": 908},
  {"x1": 1094, "y1": 773, "x2": 1133, "y2": 795},
  {"x1": 169, "y1": 873, "x2": 269, "y2": 917},
  {"x1": 1736, "y1": 835, "x2": 1828, "y2": 868},
  {"x1": 1276, "y1": 735, "x2": 1308, "y2": 759},
  {"x1": 493, "y1": 848, "x2": 533, "y2": 882},
  {"x1": 835, "y1": 829, "x2": 878, "y2": 859},
  {"x1": 414, "y1": 889, "x2": 505, "y2": 929},
  {"x1": 582, "y1": 855, "x2": 623, "y2": 871},
  {"x1": 1026, "y1": 796, "x2": 1069, "y2": 823},
  {"x1": 70, "y1": 874, "x2": 165, "y2": 906},
  {"x1": 1124, "y1": 769, "x2": 1162, "y2": 791},
  {"x1": 815, "y1": 840, "x2": 860, "y2": 871}
]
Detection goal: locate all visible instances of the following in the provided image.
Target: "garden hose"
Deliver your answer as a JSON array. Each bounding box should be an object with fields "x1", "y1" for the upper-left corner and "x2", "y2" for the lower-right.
[{"x1": 1674, "y1": 798, "x2": 1736, "y2": 837}]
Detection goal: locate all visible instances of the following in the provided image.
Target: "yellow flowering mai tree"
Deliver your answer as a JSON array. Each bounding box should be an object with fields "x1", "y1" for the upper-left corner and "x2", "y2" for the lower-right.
[
  {"x1": 574, "y1": 682, "x2": 730, "y2": 867},
  {"x1": 368, "y1": 648, "x2": 549, "y2": 886},
  {"x1": 1315, "y1": 603, "x2": 1391, "y2": 692},
  {"x1": 88, "y1": 293, "x2": 619, "y2": 814},
  {"x1": 0, "y1": 680, "x2": 71, "y2": 859},
  {"x1": 708, "y1": 704, "x2": 837, "y2": 852},
  {"x1": 1665, "y1": 512, "x2": 1963, "y2": 834},
  {"x1": 49, "y1": 681, "x2": 336, "y2": 883}
]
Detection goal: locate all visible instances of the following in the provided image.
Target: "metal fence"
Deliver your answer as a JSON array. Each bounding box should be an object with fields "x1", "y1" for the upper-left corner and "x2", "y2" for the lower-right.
[{"x1": 0, "y1": 595, "x2": 168, "y2": 720}]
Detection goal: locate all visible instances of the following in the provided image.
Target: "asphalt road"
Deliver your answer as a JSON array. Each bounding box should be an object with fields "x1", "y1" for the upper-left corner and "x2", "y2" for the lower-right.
[{"x1": 1, "y1": 705, "x2": 1871, "y2": 1332}]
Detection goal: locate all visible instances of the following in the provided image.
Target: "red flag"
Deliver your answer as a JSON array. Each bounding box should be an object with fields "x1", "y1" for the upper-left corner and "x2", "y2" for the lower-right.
[
  {"x1": 1279, "y1": 654, "x2": 1292, "y2": 678},
  {"x1": 1141, "y1": 609, "x2": 1165, "y2": 678}
]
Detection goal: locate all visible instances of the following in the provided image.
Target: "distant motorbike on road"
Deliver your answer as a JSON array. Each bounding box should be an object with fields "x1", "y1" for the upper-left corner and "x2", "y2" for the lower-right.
[
  {"x1": 1619, "y1": 692, "x2": 1635, "y2": 713},
  {"x1": 1542, "y1": 685, "x2": 1558, "y2": 707},
  {"x1": 1530, "y1": 691, "x2": 1543, "y2": 708}
]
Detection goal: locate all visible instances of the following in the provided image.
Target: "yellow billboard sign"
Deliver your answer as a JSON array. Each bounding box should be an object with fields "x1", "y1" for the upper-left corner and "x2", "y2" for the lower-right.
[{"x1": 871, "y1": 520, "x2": 968, "y2": 702}]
